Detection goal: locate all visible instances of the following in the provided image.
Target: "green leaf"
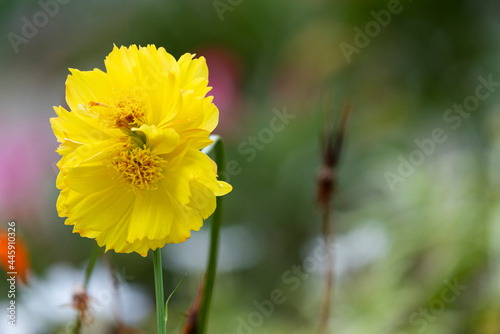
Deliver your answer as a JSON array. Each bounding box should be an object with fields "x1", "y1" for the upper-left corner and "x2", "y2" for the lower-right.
[{"x1": 165, "y1": 273, "x2": 187, "y2": 324}]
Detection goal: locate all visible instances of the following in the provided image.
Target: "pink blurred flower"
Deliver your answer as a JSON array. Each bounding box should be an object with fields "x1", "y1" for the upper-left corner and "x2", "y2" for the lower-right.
[
  {"x1": 0, "y1": 119, "x2": 53, "y2": 221},
  {"x1": 199, "y1": 47, "x2": 243, "y2": 133}
]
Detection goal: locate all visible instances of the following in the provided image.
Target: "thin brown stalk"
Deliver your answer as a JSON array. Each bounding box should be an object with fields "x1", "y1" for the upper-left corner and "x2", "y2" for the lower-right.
[
  {"x1": 319, "y1": 202, "x2": 334, "y2": 334},
  {"x1": 181, "y1": 279, "x2": 204, "y2": 334},
  {"x1": 317, "y1": 100, "x2": 351, "y2": 334}
]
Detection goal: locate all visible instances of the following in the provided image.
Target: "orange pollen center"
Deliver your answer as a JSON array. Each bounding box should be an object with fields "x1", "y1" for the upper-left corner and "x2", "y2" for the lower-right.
[
  {"x1": 111, "y1": 147, "x2": 165, "y2": 191},
  {"x1": 87, "y1": 95, "x2": 146, "y2": 129}
]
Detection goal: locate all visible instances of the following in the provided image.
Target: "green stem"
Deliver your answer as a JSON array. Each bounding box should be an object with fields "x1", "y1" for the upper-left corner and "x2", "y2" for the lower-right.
[
  {"x1": 84, "y1": 244, "x2": 101, "y2": 288},
  {"x1": 197, "y1": 138, "x2": 226, "y2": 334},
  {"x1": 153, "y1": 248, "x2": 166, "y2": 334}
]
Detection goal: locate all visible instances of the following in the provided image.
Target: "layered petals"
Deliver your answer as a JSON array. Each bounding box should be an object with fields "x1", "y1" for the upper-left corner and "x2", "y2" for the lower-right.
[{"x1": 51, "y1": 45, "x2": 232, "y2": 256}]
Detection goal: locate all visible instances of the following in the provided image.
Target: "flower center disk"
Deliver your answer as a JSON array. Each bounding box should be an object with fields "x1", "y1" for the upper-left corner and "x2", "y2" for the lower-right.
[
  {"x1": 111, "y1": 147, "x2": 165, "y2": 192},
  {"x1": 87, "y1": 92, "x2": 147, "y2": 129}
]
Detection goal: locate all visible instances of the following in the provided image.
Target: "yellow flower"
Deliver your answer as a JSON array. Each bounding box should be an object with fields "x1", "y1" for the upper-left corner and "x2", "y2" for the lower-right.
[{"x1": 51, "y1": 45, "x2": 232, "y2": 256}]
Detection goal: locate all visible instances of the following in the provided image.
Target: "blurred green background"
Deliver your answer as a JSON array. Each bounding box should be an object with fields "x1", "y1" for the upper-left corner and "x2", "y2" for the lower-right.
[{"x1": 1, "y1": 0, "x2": 500, "y2": 333}]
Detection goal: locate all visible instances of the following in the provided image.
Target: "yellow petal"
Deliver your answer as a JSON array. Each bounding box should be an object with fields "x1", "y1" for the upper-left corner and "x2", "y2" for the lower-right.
[
  {"x1": 95, "y1": 211, "x2": 135, "y2": 253},
  {"x1": 50, "y1": 106, "x2": 109, "y2": 145},
  {"x1": 66, "y1": 68, "x2": 113, "y2": 111},
  {"x1": 188, "y1": 181, "x2": 216, "y2": 219},
  {"x1": 126, "y1": 187, "x2": 173, "y2": 243},
  {"x1": 163, "y1": 196, "x2": 203, "y2": 244},
  {"x1": 161, "y1": 148, "x2": 210, "y2": 205},
  {"x1": 178, "y1": 54, "x2": 209, "y2": 84},
  {"x1": 60, "y1": 141, "x2": 118, "y2": 193},
  {"x1": 181, "y1": 129, "x2": 213, "y2": 150},
  {"x1": 215, "y1": 181, "x2": 232, "y2": 196},
  {"x1": 58, "y1": 184, "x2": 134, "y2": 234},
  {"x1": 104, "y1": 44, "x2": 139, "y2": 83},
  {"x1": 133, "y1": 124, "x2": 180, "y2": 155}
]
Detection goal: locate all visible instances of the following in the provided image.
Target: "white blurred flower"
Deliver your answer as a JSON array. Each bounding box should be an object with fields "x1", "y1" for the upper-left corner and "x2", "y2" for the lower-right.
[
  {"x1": 302, "y1": 221, "x2": 390, "y2": 278},
  {"x1": 0, "y1": 262, "x2": 152, "y2": 334},
  {"x1": 164, "y1": 224, "x2": 262, "y2": 273}
]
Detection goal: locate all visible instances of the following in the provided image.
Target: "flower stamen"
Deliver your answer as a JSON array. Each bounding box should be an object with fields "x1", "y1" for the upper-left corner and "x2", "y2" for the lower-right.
[
  {"x1": 111, "y1": 146, "x2": 165, "y2": 192},
  {"x1": 87, "y1": 93, "x2": 147, "y2": 129}
]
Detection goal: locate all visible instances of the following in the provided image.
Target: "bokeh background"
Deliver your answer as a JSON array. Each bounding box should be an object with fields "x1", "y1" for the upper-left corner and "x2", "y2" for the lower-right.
[{"x1": 1, "y1": 0, "x2": 500, "y2": 333}]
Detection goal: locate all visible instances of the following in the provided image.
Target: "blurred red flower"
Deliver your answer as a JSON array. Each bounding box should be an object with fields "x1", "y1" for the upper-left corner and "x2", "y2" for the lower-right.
[{"x1": 0, "y1": 229, "x2": 30, "y2": 283}]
